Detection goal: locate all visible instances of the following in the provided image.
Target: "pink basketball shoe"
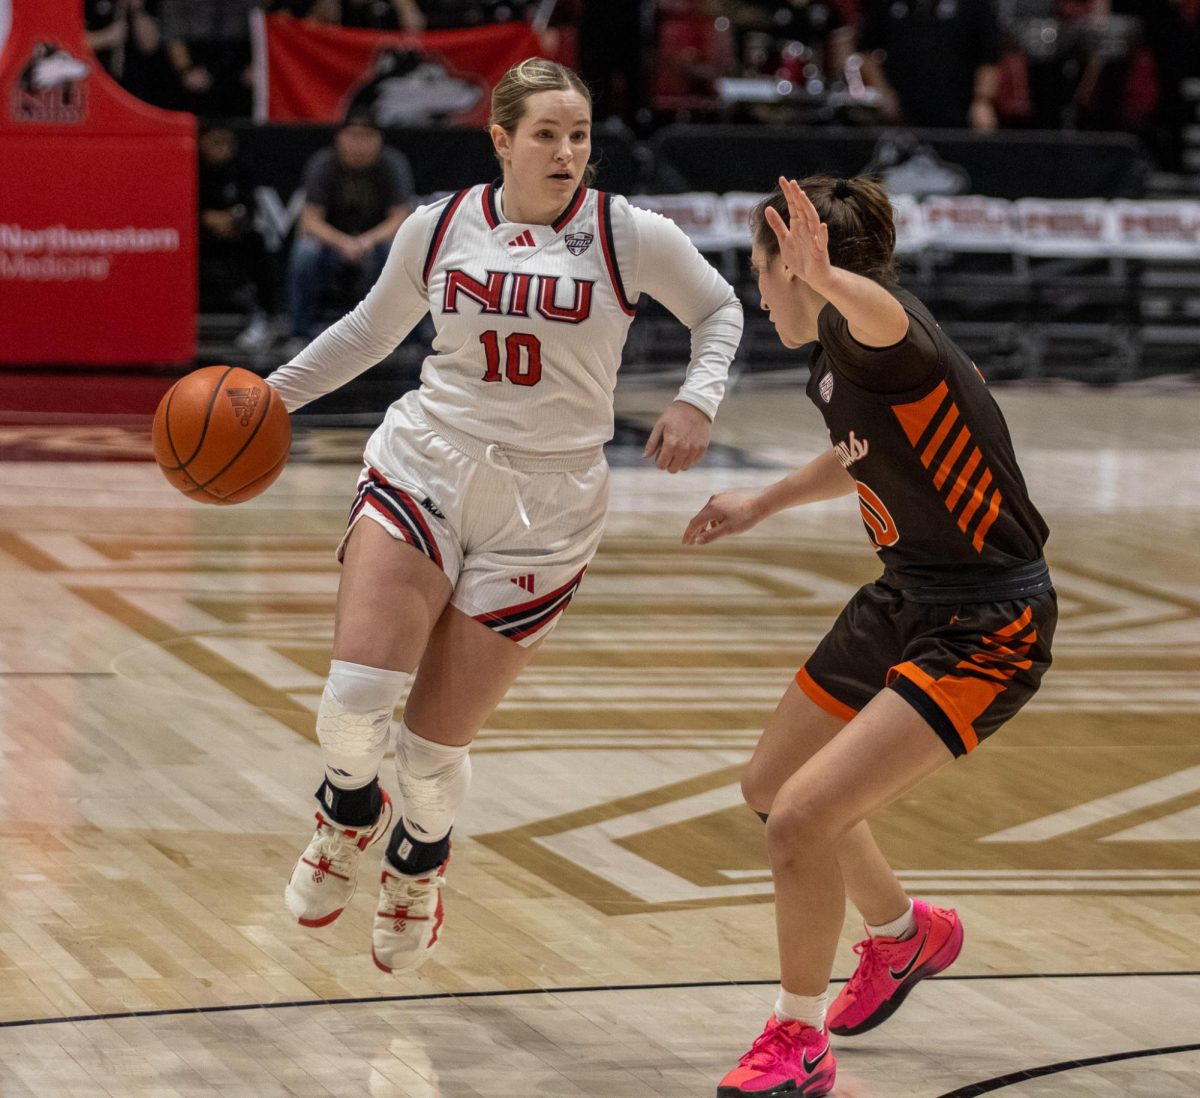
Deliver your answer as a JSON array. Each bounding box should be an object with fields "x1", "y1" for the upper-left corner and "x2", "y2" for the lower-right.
[
  {"x1": 828, "y1": 899, "x2": 963, "y2": 1036},
  {"x1": 717, "y1": 1015, "x2": 836, "y2": 1097}
]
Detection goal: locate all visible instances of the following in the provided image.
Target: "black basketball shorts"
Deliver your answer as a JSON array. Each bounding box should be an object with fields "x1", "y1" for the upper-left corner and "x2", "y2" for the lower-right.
[{"x1": 796, "y1": 579, "x2": 1057, "y2": 757}]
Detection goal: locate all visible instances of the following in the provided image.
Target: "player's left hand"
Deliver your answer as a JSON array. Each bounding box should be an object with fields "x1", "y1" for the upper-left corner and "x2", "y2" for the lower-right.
[
  {"x1": 765, "y1": 176, "x2": 835, "y2": 294},
  {"x1": 643, "y1": 400, "x2": 711, "y2": 474}
]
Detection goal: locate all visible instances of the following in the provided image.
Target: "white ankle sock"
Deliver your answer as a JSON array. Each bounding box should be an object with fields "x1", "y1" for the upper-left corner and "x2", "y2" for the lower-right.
[
  {"x1": 774, "y1": 988, "x2": 828, "y2": 1030},
  {"x1": 867, "y1": 900, "x2": 916, "y2": 940}
]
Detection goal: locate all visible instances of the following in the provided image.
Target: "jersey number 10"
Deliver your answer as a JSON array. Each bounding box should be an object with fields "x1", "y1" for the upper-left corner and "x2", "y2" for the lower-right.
[{"x1": 480, "y1": 331, "x2": 543, "y2": 387}]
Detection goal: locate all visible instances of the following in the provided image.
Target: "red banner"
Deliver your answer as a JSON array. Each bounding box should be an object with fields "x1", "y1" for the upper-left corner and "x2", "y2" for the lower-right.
[
  {"x1": 260, "y1": 13, "x2": 542, "y2": 127},
  {"x1": 0, "y1": 0, "x2": 195, "y2": 366}
]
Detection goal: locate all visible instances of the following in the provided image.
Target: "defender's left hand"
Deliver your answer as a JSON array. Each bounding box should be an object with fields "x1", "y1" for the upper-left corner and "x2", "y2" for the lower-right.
[
  {"x1": 765, "y1": 176, "x2": 834, "y2": 294},
  {"x1": 643, "y1": 401, "x2": 711, "y2": 474}
]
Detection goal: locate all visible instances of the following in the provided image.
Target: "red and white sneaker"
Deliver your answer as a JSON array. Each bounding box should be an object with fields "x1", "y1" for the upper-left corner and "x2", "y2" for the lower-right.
[
  {"x1": 718, "y1": 1016, "x2": 836, "y2": 1097},
  {"x1": 283, "y1": 790, "x2": 392, "y2": 927},
  {"x1": 828, "y1": 899, "x2": 964, "y2": 1036},
  {"x1": 371, "y1": 848, "x2": 450, "y2": 974}
]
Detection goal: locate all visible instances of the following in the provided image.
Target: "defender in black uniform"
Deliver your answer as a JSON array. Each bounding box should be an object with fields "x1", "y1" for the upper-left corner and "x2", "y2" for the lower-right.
[{"x1": 686, "y1": 176, "x2": 1055, "y2": 1098}]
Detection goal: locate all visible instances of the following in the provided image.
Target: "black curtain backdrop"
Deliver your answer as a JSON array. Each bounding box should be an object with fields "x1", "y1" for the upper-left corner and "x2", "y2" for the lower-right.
[{"x1": 650, "y1": 126, "x2": 1151, "y2": 199}]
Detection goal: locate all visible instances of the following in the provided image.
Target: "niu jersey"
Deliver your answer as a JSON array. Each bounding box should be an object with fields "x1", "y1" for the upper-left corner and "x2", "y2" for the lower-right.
[
  {"x1": 268, "y1": 180, "x2": 739, "y2": 449},
  {"x1": 808, "y1": 288, "x2": 1049, "y2": 591},
  {"x1": 416, "y1": 181, "x2": 641, "y2": 451}
]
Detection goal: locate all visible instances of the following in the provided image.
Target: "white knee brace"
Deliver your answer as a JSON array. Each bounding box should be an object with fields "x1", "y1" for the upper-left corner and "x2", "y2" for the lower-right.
[
  {"x1": 395, "y1": 720, "x2": 471, "y2": 843},
  {"x1": 316, "y1": 659, "x2": 409, "y2": 790}
]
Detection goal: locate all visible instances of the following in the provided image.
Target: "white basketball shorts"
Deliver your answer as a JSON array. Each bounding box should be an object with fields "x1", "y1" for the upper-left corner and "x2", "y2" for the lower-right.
[{"x1": 339, "y1": 392, "x2": 609, "y2": 646}]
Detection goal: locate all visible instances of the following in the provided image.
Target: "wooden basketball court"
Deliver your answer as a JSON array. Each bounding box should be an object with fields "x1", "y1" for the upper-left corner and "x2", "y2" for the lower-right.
[{"x1": 1, "y1": 377, "x2": 1198, "y2": 1097}]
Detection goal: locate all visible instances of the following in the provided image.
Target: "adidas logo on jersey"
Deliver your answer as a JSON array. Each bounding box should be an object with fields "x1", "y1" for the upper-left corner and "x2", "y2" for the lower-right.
[
  {"x1": 507, "y1": 230, "x2": 535, "y2": 248},
  {"x1": 510, "y1": 574, "x2": 536, "y2": 593}
]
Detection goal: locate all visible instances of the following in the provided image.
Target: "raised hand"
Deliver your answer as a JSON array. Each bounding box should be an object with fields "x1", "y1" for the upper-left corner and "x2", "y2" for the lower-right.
[{"x1": 764, "y1": 176, "x2": 835, "y2": 294}]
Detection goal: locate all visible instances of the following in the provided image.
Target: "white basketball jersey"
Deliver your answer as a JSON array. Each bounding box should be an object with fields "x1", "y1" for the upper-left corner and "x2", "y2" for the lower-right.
[{"x1": 415, "y1": 182, "x2": 638, "y2": 452}]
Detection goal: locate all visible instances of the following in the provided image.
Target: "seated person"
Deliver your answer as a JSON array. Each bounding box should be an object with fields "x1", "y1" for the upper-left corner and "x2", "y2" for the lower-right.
[{"x1": 285, "y1": 114, "x2": 415, "y2": 351}]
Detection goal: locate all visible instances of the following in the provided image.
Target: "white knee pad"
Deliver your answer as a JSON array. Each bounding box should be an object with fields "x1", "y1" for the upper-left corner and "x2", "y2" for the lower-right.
[
  {"x1": 394, "y1": 720, "x2": 471, "y2": 843},
  {"x1": 316, "y1": 659, "x2": 409, "y2": 790}
]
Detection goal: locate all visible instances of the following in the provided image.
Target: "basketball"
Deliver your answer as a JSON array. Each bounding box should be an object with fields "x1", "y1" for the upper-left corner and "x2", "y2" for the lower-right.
[{"x1": 151, "y1": 365, "x2": 291, "y2": 505}]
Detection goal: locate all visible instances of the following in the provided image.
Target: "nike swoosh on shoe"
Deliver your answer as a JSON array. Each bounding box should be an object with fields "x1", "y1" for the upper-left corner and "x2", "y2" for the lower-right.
[
  {"x1": 888, "y1": 931, "x2": 929, "y2": 981},
  {"x1": 801, "y1": 1043, "x2": 830, "y2": 1073}
]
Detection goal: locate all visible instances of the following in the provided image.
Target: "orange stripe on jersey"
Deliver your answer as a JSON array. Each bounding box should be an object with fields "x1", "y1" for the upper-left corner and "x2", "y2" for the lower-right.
[
  {"x1": 795, "y1": 667, "x2": 858, "y2": 722},
  {"x1": 919, "y1": 403, "x2": 959, "y2": 468},
  {"x1": 957, "y1": 468, "x2": 993, "y2": 532},
  {"x1": 945, "y1": 447, "x2": 981, "y2": 510},
  {"x1": 894, "y1": 384, "x2": 1008, "y2": 556},
  {"x1": 934, "y1": 425, "x2": 971, "y2": 490},
  {"x1": 893, "y1": 382, "x2": 948, "y2": 446},
  {"x1": 972, "y1": 490, "x2": 1003, "y2": 551}
]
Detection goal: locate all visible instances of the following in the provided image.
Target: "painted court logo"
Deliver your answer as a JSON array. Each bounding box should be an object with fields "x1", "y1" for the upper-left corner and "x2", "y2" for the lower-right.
[
  {"x1": 12, "y1": 42, "x2": 90, "y2": 124},
  {"x1": 565, "y1": 232, "x2": 593, "y2": 256}
]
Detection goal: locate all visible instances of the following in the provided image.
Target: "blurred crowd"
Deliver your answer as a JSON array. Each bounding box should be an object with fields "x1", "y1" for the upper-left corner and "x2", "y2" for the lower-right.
[
  {"x1": 86, "y1": 0, "x2": 1200, "y2": 170},
  {"x1": 84, "y1": 0, "x2": 1198, "y2": 349}
]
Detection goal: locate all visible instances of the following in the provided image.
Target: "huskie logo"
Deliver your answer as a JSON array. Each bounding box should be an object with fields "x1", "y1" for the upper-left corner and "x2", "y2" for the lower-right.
[
  {"x1": 565, "y1": 231, "x2": 593, "y2": 256},
  {"x1": 831, "y1": 430, "x2": 869, "y2": 468},
  {"x1": 12, "y1": 42, "x2": 90, "y2": 123},
  {"x1": 344, "y1": 48, "x2": 483, "y2": 126},
  {"x1": 864, "y1": 131, "x2": 969, "y2": 198}
]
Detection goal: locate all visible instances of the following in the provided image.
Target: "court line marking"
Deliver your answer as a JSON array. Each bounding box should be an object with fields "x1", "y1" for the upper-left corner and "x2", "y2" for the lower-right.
[
  {"x1": 935, "y1": 1041, "x2": 1200, "y2": 1096},
  {"x1": 1, "y1": 971, "x2": 1197, "y2": 1031}
]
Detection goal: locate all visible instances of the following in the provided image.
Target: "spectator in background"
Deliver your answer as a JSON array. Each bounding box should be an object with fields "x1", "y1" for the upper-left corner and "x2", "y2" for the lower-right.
[
  {"x1": 86, "y1": 0, "x2": 128, "y2": 77},
  {"x1": 579, "y1": 0, "x2": 651, "y2": 129},
  {"x1": 199, "y1": 125, "x2": 281, "y2": 352},
  {"x1": 85, "y1": 0, "x2": 172, "y2": 109},
  {"x1": 161, "y1": 0, "x2": 255, "y2": 116},
  {"x1": 857, "y1": 0, "x2": 1001, "y2": 130},
  {"x1": 285, "y1": 114, "x2": 415, "y2": 353},
  {"x1": 1105, "y1": 0, "x2": 1189, "y2": 170}
]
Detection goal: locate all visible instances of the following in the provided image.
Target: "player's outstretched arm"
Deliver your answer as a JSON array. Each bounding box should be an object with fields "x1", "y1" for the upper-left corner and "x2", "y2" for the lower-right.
[
  {"x1": 683, "y1": 449, "x2": 855, "y2": 546},
  {"x1": 768, "y1": 176, "x2": 907, "y2": 348}
]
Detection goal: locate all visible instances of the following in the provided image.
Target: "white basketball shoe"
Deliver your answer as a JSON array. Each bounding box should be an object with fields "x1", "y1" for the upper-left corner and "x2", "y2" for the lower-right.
[
  {"x1": 284, "y1": 789, "x2": 392, "y2": 927},
  {"x1": 371, "y1": 846, "x2": 450, "y2": 973}
]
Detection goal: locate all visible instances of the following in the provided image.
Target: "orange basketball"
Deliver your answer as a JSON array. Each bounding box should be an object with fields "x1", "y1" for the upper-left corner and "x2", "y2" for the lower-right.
[{"x1": 152, "y1": 365, "x2": 291, "y2": 505}]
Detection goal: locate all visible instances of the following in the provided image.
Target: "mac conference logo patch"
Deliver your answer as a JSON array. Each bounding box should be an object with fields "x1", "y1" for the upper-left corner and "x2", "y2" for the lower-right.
[
  {"x1": 819, "y1": 371, "x2": 834, "y2": 403},
  {"x1": 565, "y1": 232, "x2": 593, "y2": 256}
]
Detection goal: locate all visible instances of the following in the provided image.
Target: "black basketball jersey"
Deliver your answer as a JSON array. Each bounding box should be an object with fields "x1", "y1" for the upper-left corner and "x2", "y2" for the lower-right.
[{"x1": 807, "y1": 288, "x2": 1048, "y2": 589}]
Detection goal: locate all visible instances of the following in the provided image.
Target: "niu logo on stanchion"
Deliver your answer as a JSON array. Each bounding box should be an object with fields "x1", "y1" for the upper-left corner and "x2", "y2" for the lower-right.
[
  {"x1": 12, "y1": 42, "x2": 90, "y2": 124},
  {"x1": 226, "y1": 387, "x2": 260, "y2": 427}
]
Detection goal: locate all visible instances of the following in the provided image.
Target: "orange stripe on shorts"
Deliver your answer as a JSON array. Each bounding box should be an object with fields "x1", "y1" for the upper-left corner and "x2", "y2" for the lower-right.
[{"x1": 795, "y1": 667, "x2": 859, "y2": 723}]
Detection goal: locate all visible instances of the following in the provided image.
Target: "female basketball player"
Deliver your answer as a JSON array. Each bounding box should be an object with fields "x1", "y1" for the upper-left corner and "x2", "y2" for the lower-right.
[
  {"x1": 266, "y1": 60, "x2": 742, "y2": 974},
  {"x1": 683, "y1": 176, "x2": 1054, "y2": 1096}
]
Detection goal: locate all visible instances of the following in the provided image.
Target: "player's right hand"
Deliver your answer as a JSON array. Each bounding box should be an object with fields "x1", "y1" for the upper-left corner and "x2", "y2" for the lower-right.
[{"x1": 682, "y1": 489, "x2": 765, "y2": 546}]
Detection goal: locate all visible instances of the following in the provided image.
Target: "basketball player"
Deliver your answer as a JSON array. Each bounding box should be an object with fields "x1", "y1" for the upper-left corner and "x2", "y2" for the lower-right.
[
  {"x1": 683, "y1": 176, "x2": 1055, "y2": 1096},
  {"x1": 266, "y1": 60, "x2": 743, "y2": 974}
]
